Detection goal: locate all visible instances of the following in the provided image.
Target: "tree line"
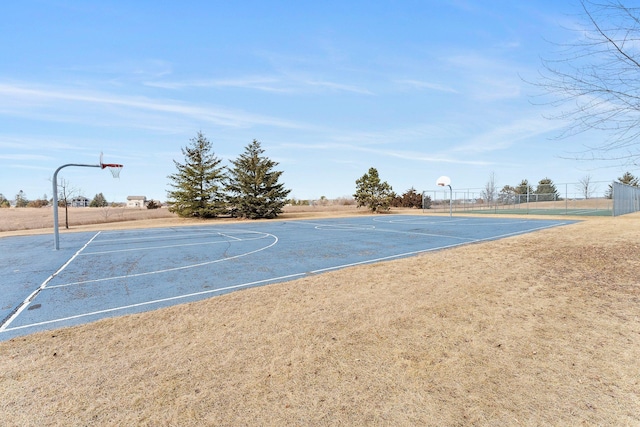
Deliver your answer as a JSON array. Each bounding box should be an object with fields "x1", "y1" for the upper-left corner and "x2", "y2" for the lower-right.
[
  {"x1": 1, "y1": 132, "x2": 291, "y2": 220},
  {"x1": 495, "y1": 178, "x2": 562, "y2": 204},
  {"x1": 3, "y1": 134, "x2": 638, "y2": 216},
  {"x1": 353, "y1": 167, "x2": 429, "y2": 213},
  {"x1": 0, "y1": 190, "x2": 111, "y2": 208},
  {"x1": 493, "y1": 172, "x2": 639, "y2": 202},
  {"x1": 352, "y1": 168, "x2": 640, "y2": 213}
]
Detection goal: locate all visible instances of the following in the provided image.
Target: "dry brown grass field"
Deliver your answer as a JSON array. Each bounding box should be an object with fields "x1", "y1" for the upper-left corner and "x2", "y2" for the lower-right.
[
  {"x1": 1, "y1": 206, "x2": 639, "y2": 426},
  {"x1": 0, "y1": 205, "x2": 364, "y2": 235},
  {"x1": 0, "y1": 206, "x2": 179, "y2": 234}
]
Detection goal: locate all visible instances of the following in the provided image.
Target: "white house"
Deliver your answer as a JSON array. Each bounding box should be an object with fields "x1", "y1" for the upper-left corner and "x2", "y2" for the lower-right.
[
  {"x1": 126, "y1": 195, "x2": 147, "y2": 208},
  {"x1": 71, "y1": 196, "x2": 89, "y2": 207}
]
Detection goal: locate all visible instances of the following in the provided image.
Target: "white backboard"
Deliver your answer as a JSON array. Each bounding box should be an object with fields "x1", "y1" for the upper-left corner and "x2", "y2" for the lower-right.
[{"x1": 436, "y1": 175, "x2": 451, "y2": 186}]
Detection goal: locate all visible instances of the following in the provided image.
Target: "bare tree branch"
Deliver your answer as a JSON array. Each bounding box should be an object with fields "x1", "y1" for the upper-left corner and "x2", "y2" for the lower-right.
[{"x1": 537, "y1": 0, "x2": 640, "y2": 164}]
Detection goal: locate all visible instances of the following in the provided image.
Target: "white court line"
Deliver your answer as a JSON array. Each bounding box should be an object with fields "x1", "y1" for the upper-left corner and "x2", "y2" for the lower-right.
[
  {"x1": 372, "y1": 217, "x2": 470, "y2": 224},
  {"x1": 315, "y1": 224, "x2": 376, "y2": 230},
  {"x1": 360, "y1": 226, "x2": 474, "y2": 241},
  {"x1": 93, "y1": 229, "x2": 249, "y2": 244},
  {"x1": 372, "y1": 217, "x2": 537, "y2": 226},
  {"x1": 1, "y1": 271, "x2": 308, "y2": 332},
  {"x1": 217, "y1": 232, "x2": 243, "y2": 241},
  {"x1": 564, "y1": 209, "x2": 605, "y2": 215},
  {"x1": 292, "y1": 219, "x2": 473, "y2": 241},
  {"x1": 0, "y1": 232, "x2": 101, "y2": 332},
  {"x1": 81, "y1": 233, "x2": 267, "y2": 255},
  {"x1": 288, "y1": 220, "x2": 376, "y2": 230},
  {"x1": 1, "y1": 221, "x2": 568, "y2": 334},
  {"x1": 46, "y1": 232, "x2": 278, "y2": 289}
]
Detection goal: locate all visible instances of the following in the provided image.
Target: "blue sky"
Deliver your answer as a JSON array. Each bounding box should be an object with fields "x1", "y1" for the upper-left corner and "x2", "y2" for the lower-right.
[{"x1": 0, "y1": 0, "x2": 633, "y2": 203}]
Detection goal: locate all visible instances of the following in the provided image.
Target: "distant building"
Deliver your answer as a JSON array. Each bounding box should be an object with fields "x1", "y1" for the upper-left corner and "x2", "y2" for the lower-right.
[
  {"x1": 71, "y1": 196, "x2": 89, "y2": 207},
  {"x1": 126, "y1": 195, "x2": 147, "y2": 208}
]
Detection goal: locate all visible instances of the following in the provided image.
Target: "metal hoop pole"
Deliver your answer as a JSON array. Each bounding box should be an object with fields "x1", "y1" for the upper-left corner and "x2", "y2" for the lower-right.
[{"x1": 53, "y1": 163, "x2": 100, "y2": 250}]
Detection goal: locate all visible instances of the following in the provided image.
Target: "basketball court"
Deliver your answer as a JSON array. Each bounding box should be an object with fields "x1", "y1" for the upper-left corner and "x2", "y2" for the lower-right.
[{"x1": 0, "y1": 215, "x2": 576, "y2": 341}]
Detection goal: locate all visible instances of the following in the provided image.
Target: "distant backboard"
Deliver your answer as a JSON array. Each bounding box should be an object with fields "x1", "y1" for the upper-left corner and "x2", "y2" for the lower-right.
[{"x1": 436, "y1": 175, "x2": 451, "y2": 187}]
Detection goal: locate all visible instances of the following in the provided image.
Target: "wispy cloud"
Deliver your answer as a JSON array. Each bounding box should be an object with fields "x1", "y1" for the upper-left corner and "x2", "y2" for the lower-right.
[
  {"x1": 498, "y1": 40, "x2": 521, "y2": 49},
  {"x1": 322, "y1": 123, "x2": 467, "y2": 150},
  {"x1": 54, "y1": 59, "x2": 174, "y2": 80},
  {"x1": 451, "y1": 116, "x2": 565, "y2": 154},
  {"x1": 304, "y1": 80, "x2": 374, "y2": 95},
  {"x1": 0, "y1": 135, "x2": 111, "y2": 153},
  {"x1": 0, "y1": 153, "x2": 51, "y2": 161},
  {"x1": 0, "y1": 82, "x2": 307, "y2": 130},
  {"x1": 443, "y1": 52, "x2": 524, "y2": 100},
  {"x1": 354, "y1": 145, "x2": 491, "y2": 165},
  {"x1": 146, "y1": 73, "x2": 373, "y2": 95},
  {"x1": 395, "y1": 79, "x2": 459, "y2": 94},
  {"x1": 280, "y1": 141, "x2": 490, "y2": 166},
  {"x1": 279, "y1": 114, "x2": 562, "y2": 167},
  {"x1": 145, "y1": 76, "x2": 290, "y2": 93}
]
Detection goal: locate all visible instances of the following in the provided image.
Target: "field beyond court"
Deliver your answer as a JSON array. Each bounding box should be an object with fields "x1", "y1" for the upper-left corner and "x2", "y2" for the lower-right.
[{"x1": 1, "y1": 207, "x2": 639, "y2": 425}]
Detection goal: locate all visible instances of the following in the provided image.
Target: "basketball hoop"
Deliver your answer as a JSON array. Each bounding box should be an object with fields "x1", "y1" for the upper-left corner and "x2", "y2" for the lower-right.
[
  {"x1": 52, "y1": 152, "x2": 124, "y2": 250},
  {"x1": 100, "y1": 152, "x2": 123, "y2": 178},
  {"x1": 436, "y1": 175, "x2": 453, "y2": 218},
  {"x1": 101, "y1": 163, "x2": 123, "y2": 178},
  {"x1": 436, "y1": 175, "x2": 451, "y2": 187}
]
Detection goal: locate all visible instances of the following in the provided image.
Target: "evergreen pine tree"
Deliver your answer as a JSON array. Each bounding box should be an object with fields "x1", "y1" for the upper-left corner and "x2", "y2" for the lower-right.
[
  {"x1": 353, "y1": 167, "x2": 393, "y2": 212},
  {"x1": 514, "y1": 179, "x2": 533, "y2": 204},
  {"x1": 167, "y1": 132, "x2": 227, "y2": 218},
  {"x1": 90, "y1": 193, "x2": 108, "y2": 207},
  {"x1": 606, "y1": 171, "x2": 640, "y2": 198},
  {"x1": 400, "y1": 187, "x2": 422, "y2": 208},
  {"x1": 15, "y1": 190, "x2": 29, "y2": 207},
  {"x1": 226, "y1": 139, "x2": 291, "y2": 219},
  {"x1": 618, "y1": 171, "x2": 640, "y2": 186},
  {"x1": 534, "y1": 178, "x2": 560, "y2": 202}
]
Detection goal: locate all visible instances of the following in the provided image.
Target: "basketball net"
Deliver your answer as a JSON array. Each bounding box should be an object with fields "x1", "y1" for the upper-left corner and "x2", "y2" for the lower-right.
[
  {"x1": 101, "y1": 163, "x2": 123, "y2": 178},
  {"x1": 99, "y1": 152, "x2": 123, "y2": 178}
]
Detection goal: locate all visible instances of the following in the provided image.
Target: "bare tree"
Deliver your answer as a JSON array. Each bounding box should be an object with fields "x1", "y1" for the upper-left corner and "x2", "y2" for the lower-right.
[
  {"x1": 576, "y1": 174, "x2": 597, "y2": 199},
  {"x1": 538, "y1": 1, "x2": 640, "y2": 164},
  {"x1": 100, "y1": 204, "x2": 115, "y2": 221},
  {"x1": 481, "y1": 171, "x2": 498, "y2": 205},
  {"x1": 57, "y1": 178, "x2": 79, "y2": 229}
]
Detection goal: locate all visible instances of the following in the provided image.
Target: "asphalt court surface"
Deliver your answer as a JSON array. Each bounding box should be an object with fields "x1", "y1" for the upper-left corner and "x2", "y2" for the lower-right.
[{"x1": 0, "y1": 215, "x2": 576, "y2": 341}]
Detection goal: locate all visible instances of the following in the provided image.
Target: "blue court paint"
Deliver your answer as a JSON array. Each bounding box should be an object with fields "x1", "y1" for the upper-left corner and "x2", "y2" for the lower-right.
[{"x1": 0, "y1": 215, "x2": 576, "y2": 340}]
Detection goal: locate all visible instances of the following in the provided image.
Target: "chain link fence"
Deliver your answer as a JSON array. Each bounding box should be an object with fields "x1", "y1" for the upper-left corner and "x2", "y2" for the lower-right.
[
  {"x1": 613, "y1": 182, "x2": 640, "y2": 216},
  {"x1": 422, "y1": 181, "x2": 615, "y2": 216}
]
